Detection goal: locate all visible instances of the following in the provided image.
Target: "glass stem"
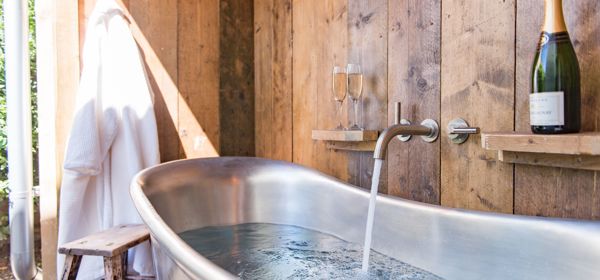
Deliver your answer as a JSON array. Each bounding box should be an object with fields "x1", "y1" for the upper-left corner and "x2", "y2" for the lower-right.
[
  {"x1": 353, "y1": 99, "x2": 359, "y2": 128},
  {"x1": 337, "y1": 101, "x2": 343, "y2": 128}
]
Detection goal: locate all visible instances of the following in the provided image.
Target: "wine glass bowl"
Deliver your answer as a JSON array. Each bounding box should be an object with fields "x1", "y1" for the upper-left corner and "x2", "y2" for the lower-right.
[
  {"x1": 332, "y1": 66, "x2": 347, "y2": 130},
  {"x1": 347, "y1": 64, "x2": 363, "y2": 130}
]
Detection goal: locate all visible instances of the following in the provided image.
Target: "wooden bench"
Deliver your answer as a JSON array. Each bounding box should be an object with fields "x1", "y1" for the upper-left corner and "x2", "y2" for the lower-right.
[{"x1": 58, "y1": 224, "x2": 154, "y2": 280}]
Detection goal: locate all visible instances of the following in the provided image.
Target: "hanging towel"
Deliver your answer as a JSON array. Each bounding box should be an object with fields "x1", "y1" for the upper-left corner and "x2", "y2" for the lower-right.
[{"x1": 57, "y1": 0, "x2": 159, "y2": 278}]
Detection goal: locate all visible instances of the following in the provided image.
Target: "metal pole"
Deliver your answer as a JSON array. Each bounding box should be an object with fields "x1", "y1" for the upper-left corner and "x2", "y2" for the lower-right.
[{"x1": 4, "y1": 0, "x2": 37, "y2": 278}]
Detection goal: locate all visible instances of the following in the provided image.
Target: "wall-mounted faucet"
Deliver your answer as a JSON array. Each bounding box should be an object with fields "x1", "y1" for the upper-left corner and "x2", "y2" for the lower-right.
[
  {"x1": 373, "y1": 102, "x2": 439, "y2": 160},
  {"x1": 447, "y1": 118, "x2": 479, "y2": 144}
]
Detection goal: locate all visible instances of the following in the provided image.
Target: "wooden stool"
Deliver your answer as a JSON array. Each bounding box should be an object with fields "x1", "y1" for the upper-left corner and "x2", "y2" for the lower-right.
[{"x1": 59, "y1": 224, "x2": 154, "y2": 280}]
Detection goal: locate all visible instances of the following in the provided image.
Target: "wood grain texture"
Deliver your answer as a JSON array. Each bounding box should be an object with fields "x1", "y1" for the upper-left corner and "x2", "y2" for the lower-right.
[
  {"x1": 515, "y1": 0, "x2": 600, "y2": 220},
  {"x1": 514, "y1": 0, "x2": 542, "y2": 130},
  {"x1": 37, "y1": 0, "x2": 81, "y2": 278},
  {"x1": 347, "y1": 0, "x2": 388, "y2": 192},
  {"x1": 311, "y1": 130, "x2": 378, "y2": 141},
  {"x1": 498, "y1": 151, "x2": 600, "y2": 171},
  {"x1": 387, "y1": 0, "x2": 441, "y2": 203},
  {"x1": 60, "y1": 255, "x2": 82, "y2": 280},
  {"x1": 128, "y1": 0, "x2": 180, "y2": 162},
  {"x1": 103, "y1": 255, "x2": 125, "y2": 280},
  {"x1": 326, "y1": 141, "x2": 376, "y2": 152},
  {"x1": 220, "y1": 0, "x2": 255, "y2": 156},
  {"x1": 292, "y1": 0, "x2": 349, "y2": 181},
  {"x1": 482, "y1": 132, "x2": 600, "y2": 155},
  {"x1": 58, "y1": 224, "x2": 149, "y2": 257},
  {"x1": 178, "y1": 0, "x2": 221, "y2": 158},
  {"x1": 515, "y1": 165, "x2": 599, "y2": 219},
  {"x1": 254, "y1": 0, "x2": 293, "y2": 161},
  {"x1": 441, "y1": 0, "x2": 515, "y2": 213}
]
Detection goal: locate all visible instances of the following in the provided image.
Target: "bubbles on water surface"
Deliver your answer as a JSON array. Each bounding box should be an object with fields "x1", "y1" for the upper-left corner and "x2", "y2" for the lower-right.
[{"x1": 179, "y1": 223, "x2": 443, "y2": 280}]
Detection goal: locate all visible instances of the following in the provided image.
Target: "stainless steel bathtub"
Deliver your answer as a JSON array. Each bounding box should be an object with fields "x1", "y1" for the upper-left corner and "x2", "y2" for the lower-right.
[{"x1": 130, "y1": 157, "x2": 600, "y2": 280}]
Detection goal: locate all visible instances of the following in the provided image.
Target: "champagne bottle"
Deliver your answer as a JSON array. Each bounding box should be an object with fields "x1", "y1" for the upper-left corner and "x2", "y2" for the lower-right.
[{"x1": 530, "y1": 0, "x2": 580, "y2": 134}]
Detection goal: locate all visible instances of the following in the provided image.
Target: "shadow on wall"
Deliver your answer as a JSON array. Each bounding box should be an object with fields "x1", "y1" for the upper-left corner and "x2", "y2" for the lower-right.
[
  {"x1": 119, "y1": 2, "x2": 220, "y2": 160},
  {"x1": 83, "y1": 0, "x2": 225, "y2": 162}
]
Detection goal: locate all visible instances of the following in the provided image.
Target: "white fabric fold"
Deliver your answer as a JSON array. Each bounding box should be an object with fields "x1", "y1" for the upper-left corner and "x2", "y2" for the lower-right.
[{"x1": 57, "y1": 0, "x2": 159, "y2": 278}]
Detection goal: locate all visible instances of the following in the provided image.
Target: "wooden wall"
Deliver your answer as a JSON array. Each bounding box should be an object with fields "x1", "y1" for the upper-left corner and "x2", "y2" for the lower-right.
[
  {"x1": 78, "y1": 0, "x2": 254, "y2": 159},
  {"x1": 255, "y1": 0, "x2": 600, "y2": 219}
]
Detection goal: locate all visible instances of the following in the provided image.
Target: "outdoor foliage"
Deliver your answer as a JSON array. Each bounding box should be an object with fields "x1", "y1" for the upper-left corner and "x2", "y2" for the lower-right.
[{"x1": 0, "y1": 0, "x2": 39, "y2": 241}]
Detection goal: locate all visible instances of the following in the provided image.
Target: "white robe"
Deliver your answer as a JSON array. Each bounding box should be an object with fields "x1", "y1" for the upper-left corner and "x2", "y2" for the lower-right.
[{"x1": 57, "y1": 0, "x2": 159, "y2": 278}]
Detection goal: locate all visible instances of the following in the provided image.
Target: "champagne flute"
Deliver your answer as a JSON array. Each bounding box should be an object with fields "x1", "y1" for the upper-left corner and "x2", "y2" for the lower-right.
[
  {"x1": 347, "y1": 64, "x2": 363, "y2": 130},
  {"x1": 332, "y1": 66, "x2": 347, "y2": 130}
]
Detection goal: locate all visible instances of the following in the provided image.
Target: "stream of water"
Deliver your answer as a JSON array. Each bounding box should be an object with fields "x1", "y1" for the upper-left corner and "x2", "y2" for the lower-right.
[{"x1": 361, "y1": 158, "x2": 384, "y2": 273}]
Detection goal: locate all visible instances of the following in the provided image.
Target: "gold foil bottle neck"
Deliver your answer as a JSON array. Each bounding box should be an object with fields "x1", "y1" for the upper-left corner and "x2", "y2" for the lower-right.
[{"x1": 543, "y1": 0, "x2": 567, "y2": 33}]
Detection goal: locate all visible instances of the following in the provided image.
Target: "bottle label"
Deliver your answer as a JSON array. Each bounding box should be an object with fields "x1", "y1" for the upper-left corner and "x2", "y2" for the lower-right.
[{"x1": 530, "y1": 91, "x2": 564, "y2": 126}]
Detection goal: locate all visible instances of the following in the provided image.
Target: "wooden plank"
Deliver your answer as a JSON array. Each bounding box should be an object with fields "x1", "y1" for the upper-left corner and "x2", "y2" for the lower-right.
[
  {"x1": 564, "y1": 1, "x2": 600, "y2": 132},
  {"x1": 254, "y1": 0, "x2": 273, "y2": 159},
  {"x1": 515, "y1": 164, "x2": 599, "y2": 219},
  {"x1": 387, "y1": 0, "x2": 441, "y2": 204},
  {"x1": 103, "y1": 255, "x2": 125, "y2": 280},
  {"x1": 177, "y1": 0, "x2": 220, "y2": 158},
  {"x1": 254, "y1": 0, "x2": 293, "y2": 161},
  {"x1": 514, "y1": 0, "x2": 542, "y2": 129},
  {"x1": 37, "y1": 0, "x2": 81, "y2": 278},
  {"x1": 326, "y1": 141, "x2": 376, "y2": 152},
  {"x1": 58, "y1": 224, "x2": 149, "y2": 257},
  {"x1": 119, "y1": 0, "x2": 219, "y2": 158},
  {"x1": 220, "y1": 0, "x2": 255, "y2": 156},
  {"x1": 292, "y1": 0, "x2": 349, "y2": 181},
  {"x1": 482, "y1": 132, "x2": 600, "y2": 155},
  {"x1": 311, "y1": 130, "x2": 379, "y2": 142},
  {"x1": 515, "y1": 0, "x2": 600, "y2": 220},
  {"x1": 347, "y1": 0, "x2": 388, "y2": 192},
  {"x1": 60, "y1": 255, "x2": 82, "y2": 280},
  {"x1": 440, "y1": 0, "x2": 515, "y2": 213},
  {"x1": 127, "y1": 0, "x2": 180, "y2": 162},
  {"x1": 499, "y1": 151, "x2": 600, "y2": 171}
]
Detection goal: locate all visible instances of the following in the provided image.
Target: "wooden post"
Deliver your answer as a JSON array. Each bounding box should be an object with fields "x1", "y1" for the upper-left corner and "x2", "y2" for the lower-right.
[
  {"x1": 103, "y1": 256, "x2": 125, "y2": 280},
  {"x1": 36, "y1": 0, "x2": 80, "y2": 279}
]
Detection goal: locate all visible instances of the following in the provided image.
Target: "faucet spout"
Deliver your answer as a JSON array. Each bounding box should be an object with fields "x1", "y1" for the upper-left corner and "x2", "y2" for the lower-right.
[{"x1": 373, "y1": 119, "x2": 439, "y2": 160}]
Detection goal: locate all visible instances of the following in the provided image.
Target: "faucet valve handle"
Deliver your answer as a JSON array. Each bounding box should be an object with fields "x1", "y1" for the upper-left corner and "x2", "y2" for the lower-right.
[
  {"x1": 394, "y1": 102, "x2": 412, "y2": 142},
  {"x1": 447, "y1": 118, "x2": 479, "y2": 144}
]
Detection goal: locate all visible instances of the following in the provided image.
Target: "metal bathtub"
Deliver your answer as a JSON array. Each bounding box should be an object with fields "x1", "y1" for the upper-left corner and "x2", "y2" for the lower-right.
[{"x1": 130, "y1": 157, "x2": 600, "y2": 280}]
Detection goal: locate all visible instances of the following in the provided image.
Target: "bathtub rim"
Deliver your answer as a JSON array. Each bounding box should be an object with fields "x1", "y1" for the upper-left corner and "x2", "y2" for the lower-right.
[{"x1": 130, "y1": 156, "x2": 600, "y2": 280}]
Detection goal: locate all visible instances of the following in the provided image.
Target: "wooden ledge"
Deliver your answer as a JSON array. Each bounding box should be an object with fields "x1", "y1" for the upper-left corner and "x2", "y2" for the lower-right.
[
  {"x1": 481, "y1": 132, "x2": 600, "y2": 171},
  {"x1": 481, "y1": 132, "x2": 600, "y2": 155},
  {"x1": 325, "y1": 141, "x2": 377, "y2": 151},
  {"x1": 312, "y1": 130, "x2": 379, "y2": 151},
  {"x1": 498, "y1": 151, "x2": 600, "y2": 171}
]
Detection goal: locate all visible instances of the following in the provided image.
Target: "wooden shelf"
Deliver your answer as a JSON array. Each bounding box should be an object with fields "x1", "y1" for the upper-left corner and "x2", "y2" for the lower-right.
[
  {"x1": 312, "y1": 130, "x2": 379, "y2": 151},
  {"x1": 481, "y1": 132, "x2": 600, "y2": 171}
]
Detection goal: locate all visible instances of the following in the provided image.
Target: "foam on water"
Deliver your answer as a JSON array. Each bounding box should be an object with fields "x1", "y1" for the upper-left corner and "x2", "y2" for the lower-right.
[
  {"x1": 362, "y1": 158, "x2": 384, "y2": 272},
  {"x1": 179, "y1": 223, "x2": 442, "y2": 280}
]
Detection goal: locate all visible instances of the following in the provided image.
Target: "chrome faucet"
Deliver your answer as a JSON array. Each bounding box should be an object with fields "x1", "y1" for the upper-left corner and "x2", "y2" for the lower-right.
[{"x1": 373, "y1": 102, "x2": 439, "y2": 160}]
